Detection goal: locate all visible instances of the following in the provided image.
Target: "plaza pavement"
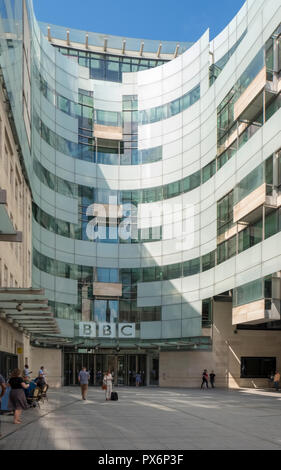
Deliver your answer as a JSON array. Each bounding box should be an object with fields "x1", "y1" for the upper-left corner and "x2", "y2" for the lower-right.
[{"x1": 1, "y1": 386, "x2": 281, "y2": 450}]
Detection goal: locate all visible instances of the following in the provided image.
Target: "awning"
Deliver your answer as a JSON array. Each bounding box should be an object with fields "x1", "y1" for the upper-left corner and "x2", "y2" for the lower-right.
[
  {"x1": 0, "y1": 288, "x2": 60, "y2": 335},
  {"x1": 0, "y1": 189, "x2": 22, "y2": 242}
]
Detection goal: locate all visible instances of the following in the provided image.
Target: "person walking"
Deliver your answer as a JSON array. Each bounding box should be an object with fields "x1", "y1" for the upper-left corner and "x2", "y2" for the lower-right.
[
  {"x1": 103, "y1": 370, "x2": 113, "y2": 401},
  {"x1": 135, "y1": 372, "x2": 142, "y2": 387},
  {"x1": 8, "y1": 369, "x2": 30, "y2": 424},
  {"x1": 78, "y1": 367, "x2": 90, "y2": 400},
  {"x1": 0, "y1": 373, "x2": 7, "y2": 437},
  {"x1": 201, "y1": 369, "x2": 209, "y2": 389},
  {"x1": 273, "y1": 371, "x2": 280, "y2": 391},
  {"x1": 23, "y1": 364, "x2": 32, "y2": 378},
  {"x1": 210, "y1": 370, "x2": 216, "y2": 388}
]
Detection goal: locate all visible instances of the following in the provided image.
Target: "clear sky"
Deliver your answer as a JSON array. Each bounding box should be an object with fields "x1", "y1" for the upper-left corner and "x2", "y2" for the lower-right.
[{"x1": 33, "y1": 0, "x2": 245, "y2": 42}]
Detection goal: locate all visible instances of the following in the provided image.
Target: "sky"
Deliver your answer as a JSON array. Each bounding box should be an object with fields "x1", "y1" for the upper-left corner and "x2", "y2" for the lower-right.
[{"x1": 33, "y1": 0, "x2": 245, "y2": 43}]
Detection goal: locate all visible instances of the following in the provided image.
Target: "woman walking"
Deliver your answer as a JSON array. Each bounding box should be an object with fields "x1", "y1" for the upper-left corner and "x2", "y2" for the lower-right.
[
  {"x1": 8, "y1": 369, "x2": 30, "y2": 424},
  {"x1": 103, "y1": 370, "x2": 113, "y2": 401}
]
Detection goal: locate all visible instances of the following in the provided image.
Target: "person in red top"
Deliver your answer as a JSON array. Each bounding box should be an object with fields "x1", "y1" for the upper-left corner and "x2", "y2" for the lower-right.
[{"x1": 201, "y1": 369, "x2": 209, "y2": 389}]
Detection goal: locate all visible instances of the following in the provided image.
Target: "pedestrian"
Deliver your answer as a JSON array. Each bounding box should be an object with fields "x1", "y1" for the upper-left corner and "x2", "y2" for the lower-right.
[
  {"x1": 273, "y1": 371, "x2": 280, "y2": 391},
  {"x1": 210, "y1": 370, "x2": 216, "y2": 388},
  {"x1": 23, "y1": 364, "x2": 32, "y2": 378},
  {"x1": 201, "y1": 369, "x2": 209, "y2": 389},
  {"x1": 96, "y1": 370, "x2": 102, "y2": 385},
  {"x1": 0, "y1": 373, "x2": 7, "y2": 437},
  {"x1": 103, "y1": 370, "x2": 113, "y2": 401},
  {"x1": 78, "y1": 367, "x2": 90, "y2": 400},
  {"x1": 135, "y1": 372, "x2": 142, "y2": 387},
  {"x1": 8, "y1": 369, "x2": 30, "y2": 424}
]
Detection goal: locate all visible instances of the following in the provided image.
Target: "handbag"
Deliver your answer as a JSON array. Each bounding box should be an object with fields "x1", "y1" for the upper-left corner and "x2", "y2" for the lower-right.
[{"x1": 102, "y1": 383, "x2": 107, "y2": 390}]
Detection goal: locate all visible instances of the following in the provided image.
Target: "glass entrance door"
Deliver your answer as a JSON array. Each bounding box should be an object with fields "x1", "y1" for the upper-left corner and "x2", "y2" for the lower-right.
[
  {"x1": 128, "y1": 355, "x2": 136, "y2": 386},
  {"x1": 138, "y1": 355, "x2": 147, "y2": 386},
  {"x1": 95, "y1": 355, "x2": 106, "y2": 386},
  {"x1": 63, "y1": 352, "x2": 156, "y2": 386},
  {"x1": 117, "y1": 356, "x2": 126, "y2": 385}
]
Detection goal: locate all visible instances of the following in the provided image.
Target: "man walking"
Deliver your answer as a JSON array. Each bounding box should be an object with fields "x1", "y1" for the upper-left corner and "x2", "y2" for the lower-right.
[
  {"x1": 210, "y1": 370, "x2": 216, "y2": 388},
  {"x1": 78, "y1": 367, "x2": 90, "y2": 400}
]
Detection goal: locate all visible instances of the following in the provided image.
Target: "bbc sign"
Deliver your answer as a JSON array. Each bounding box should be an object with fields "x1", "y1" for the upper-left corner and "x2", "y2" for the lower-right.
[{"x1": 79, "y1": 322, "x2": 136, "y2": 339}]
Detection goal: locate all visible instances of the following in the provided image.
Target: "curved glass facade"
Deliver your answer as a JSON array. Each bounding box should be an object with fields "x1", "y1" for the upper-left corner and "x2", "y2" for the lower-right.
[{"x1": 0, "y1": 0, "x2": 281, "y2": 354}]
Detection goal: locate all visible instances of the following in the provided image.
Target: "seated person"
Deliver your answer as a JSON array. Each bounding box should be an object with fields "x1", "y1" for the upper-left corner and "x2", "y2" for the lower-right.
[{"x1": 34, "y1": 373, "x2": 48, "y2": 391}]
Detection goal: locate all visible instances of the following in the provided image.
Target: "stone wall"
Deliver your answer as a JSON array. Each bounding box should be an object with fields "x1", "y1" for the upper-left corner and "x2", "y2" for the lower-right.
[
  {"x1": 160, "y1": 301, "x2": 281, "y2": 389},
  {"x1": 31, "y1": 347, "x2": 62, "y2": 388}
]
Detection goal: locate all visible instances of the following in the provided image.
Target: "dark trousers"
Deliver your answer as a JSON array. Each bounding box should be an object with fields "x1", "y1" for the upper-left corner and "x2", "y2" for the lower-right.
[
  {"x1": 201, "y1": 379, "x2": 208, "y2": 389},
  {"x1": 210, "y1": 380, "x2": 215, "y2": 388}
]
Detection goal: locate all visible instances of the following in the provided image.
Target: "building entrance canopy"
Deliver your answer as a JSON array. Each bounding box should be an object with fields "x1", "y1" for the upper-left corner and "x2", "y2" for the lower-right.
[{"x1": 0, "y1": 288, "x2": 60, "y2": 336}]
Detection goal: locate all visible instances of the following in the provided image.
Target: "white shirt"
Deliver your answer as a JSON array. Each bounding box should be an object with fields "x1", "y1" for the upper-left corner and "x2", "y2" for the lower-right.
[{"x1": 104, "y1": 374, "x2": 113, "y2": 384}]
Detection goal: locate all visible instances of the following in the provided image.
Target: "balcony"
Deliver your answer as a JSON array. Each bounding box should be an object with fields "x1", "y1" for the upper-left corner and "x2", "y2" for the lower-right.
[
  {"x1": 234, "y1": 67, "x2": 277, "y2": 122},
  {"x1": 232, "y1": 298, "x2": 281, "y2": 325},
  {"x1": 233, "y1": 183, "x2": 277, "y2": 224},
  {"x1": 93, "y1": 282, "x2": 122, "y2": 297},
  {"x1": 94, "y1": 124, "x2": 123, "y2": 141}
]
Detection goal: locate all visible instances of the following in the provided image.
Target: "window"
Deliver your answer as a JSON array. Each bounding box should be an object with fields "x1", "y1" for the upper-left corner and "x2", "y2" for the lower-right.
[
  {"x1": 217, "y1": 191, "x2": 234, "y2": 235},
  {"x1": 241, "y1": 357, "x2": 276, "y2": 378},
  {"x1": 96, "y1": 268, "x2": 119, "y2": 283},
  {"x1": 202, "y1": 251, "x2": 216, "y2": 271},
  {"x1": 139, "y1": 85, "x2": 200, "y2": 125},
  {"x1": 202, "y1": 160, "x2": 216, "y2": 183},
  {"x1": 233, "y1": 278, "x2": 264, "y2": 307},
  {"x1": 93, "y1": 300, "x2": 119, "y2": 323},
  {"x1": 202, "y1": 299, "x2": 212, "y2": 328}
]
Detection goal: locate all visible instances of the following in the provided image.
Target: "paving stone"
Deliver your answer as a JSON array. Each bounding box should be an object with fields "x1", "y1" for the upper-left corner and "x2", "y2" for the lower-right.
[{"x1": 1, "y1": 387, "x2": 281, "y2": 450}]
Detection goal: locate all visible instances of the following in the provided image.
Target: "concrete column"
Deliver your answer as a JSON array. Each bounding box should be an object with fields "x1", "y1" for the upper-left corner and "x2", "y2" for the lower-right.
[
  {"x1": 146, "y1": 355, "x2": 150, "y2": 386},
  {"x1": 73, "y1": 354, "x2": 76, "y2": 385}
]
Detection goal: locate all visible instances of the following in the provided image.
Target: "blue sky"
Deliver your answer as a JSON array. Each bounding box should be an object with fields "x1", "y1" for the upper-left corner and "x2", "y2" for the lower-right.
[{"x1": 33, "y1": 0, "x2": 245, "y2": 42}]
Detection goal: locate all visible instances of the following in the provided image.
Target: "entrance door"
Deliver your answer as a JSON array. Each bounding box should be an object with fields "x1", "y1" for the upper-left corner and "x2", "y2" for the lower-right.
[
  {"x1": 137, "y1": 355, "x2": 147, "y2": 386},
  {"x1": 96, "y1": 355, "x2": 106, "y2": 386},
  {"x1": 64, "y1": 353, "x2": 73, "y2": 386},
  {"x1": 88, "y1": 354, "x2": 95, "y2": 386},
  {"x1": 63, "y1": 352, "x2": 154, "y2": 387},
  {"x1": 74, "y1": 354, "x2": 84, "y2": 385},
  {"x1": 150, "y1": 357, "x2": 159, "y2": 385},
  {"x1": 128, "y1": 355, "x2": 136, "y2": 386},
  {"x1": 117, "y1": 356, "x2": 126, "y2": 385}
]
